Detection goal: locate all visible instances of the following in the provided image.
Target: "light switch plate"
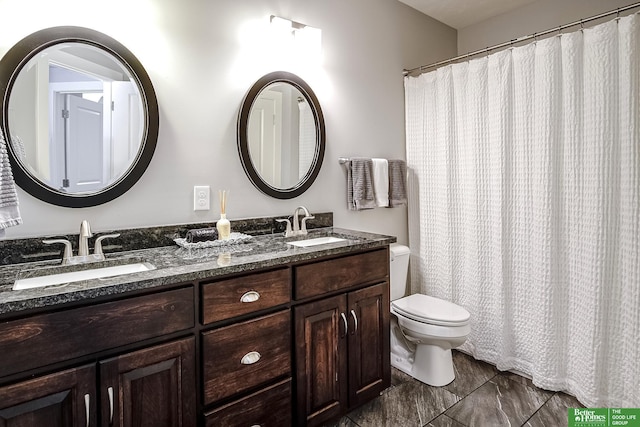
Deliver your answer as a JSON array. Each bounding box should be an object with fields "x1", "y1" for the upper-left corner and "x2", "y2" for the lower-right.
[{"x1": 193, "y1": 185, "x2": 210, "y2": 211}]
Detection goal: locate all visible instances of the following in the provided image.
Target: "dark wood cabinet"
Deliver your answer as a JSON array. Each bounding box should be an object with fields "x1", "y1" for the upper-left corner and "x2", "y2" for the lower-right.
[
  {"x1": 100, "y1": 337, "x2": 196, "y2": 427},
  {"x1": 0, "y1": 243, "x2": 390, "y2": 427},
  {"x1": 294, "y1": 295, "x2": 348, "y2": 426},
  {"x1": 0, "y1": 286, "x2": 194, "y2": 379},
  {"x1": 0, "y1": 364, "x2": 96, "y2": 427},
  {"x1": 204, "y1": 378, "x2": 292, "y2": 427},
  {"x1": 0, "y1": 338, "x2": 195, "y2": 427},
  {"x1": 294, "y1": 282, "x2": 390, "y2": 427},
  {"x1": 347, "y1": 283, "x2": 390, "y2": 408},
  {"x1": 202, "y1": 310, "x2": 291, "y2": 405}
]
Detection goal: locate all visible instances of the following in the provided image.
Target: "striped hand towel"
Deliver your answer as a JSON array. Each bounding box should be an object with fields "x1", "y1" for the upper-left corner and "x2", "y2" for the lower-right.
[
  {"x1": 388, "y1": 159, "x2": 407, "y2": 207},
  {"x1": 0, "y1": 132, "x2": 22, "y2": 237},
  {"x1": 347, "y1": 158, "x2": 376, "y2": 211}
]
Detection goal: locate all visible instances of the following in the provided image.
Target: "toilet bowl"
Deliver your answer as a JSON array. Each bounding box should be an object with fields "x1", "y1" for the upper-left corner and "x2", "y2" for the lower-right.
[{"x1": 389, "y1": 244, "x2": 471, "y2": 387}]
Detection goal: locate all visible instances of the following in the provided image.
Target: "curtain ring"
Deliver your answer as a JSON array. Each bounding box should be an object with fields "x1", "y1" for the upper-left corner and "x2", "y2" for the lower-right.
[
  {"x1": 557, "y1": 25, "x2": 562, "y2": 37},
  {"x1": 580, "y1": 19, "x2": 584, "y2": 30}
]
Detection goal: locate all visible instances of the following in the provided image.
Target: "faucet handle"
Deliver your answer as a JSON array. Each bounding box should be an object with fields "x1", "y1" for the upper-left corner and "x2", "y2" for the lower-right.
[
  {"x1": 94, "y1": 233, "x2": 121, "y2": 256},
  {"x1": 43, "y1": 239, "x2": 73, "y2": 264},
  {"x1": 275, "y1": 219, "x2": 292, "y2": 237},
  {"x1": 301, "y1": 215, "x2": 315, "y2": 233}
]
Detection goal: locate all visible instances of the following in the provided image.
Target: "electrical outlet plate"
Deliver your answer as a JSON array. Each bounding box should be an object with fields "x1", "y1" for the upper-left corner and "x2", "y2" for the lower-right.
[{"x1": 193, "y1": 185, "x2": 210, "y2": 211}]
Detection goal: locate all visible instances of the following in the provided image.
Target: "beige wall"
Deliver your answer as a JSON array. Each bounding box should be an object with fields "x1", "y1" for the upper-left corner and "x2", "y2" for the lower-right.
[
  {"x1": 0, "y1": 0, "x2": 456, "y2": 242},
  {"x1": 458, "y1": 0, "x2": 638, "y2": 54}
]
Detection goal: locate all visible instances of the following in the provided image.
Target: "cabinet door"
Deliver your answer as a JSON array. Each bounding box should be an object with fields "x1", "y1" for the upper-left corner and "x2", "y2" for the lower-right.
[
  {"x1": 0, "y1": 364, "x2": 96, "y2": 427},
  {"x1": 99, "y1": 337, "x2": 196, "y2": 427},
  {"x1": 294, "y1": 295, "x2": 348, "y2": 427},
  {"x1": 347, "y1": 282, "x2": 391, "y2": 407}
]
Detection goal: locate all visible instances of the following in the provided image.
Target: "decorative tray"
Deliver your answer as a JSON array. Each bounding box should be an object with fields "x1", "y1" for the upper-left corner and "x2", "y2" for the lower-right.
[{"x1": 173, "y1": 232, "x2": 253, "y2": 249}]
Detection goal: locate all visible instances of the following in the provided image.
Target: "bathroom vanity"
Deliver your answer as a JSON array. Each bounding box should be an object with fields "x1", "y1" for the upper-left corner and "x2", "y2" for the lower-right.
[{"x1": 0, "y1": 227, "x2": 393, "y2": 427}]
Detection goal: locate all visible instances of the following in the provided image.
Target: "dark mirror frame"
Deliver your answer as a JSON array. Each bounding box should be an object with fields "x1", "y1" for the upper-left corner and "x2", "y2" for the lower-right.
[
  {"x1": 237, "y1": 71, "x2": 325, "y2": 199},
  {"x1": 0, "y1": 26, "x2": 159, "y2": 208}
]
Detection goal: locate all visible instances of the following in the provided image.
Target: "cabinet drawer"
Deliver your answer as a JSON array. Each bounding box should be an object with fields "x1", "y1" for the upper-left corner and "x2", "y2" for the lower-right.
[
  {"x1": 202, "y1": 310, "x2": 290, "y2": 404},
  {"x1": 204, "y1": 378, "x2": 291, "y2": 427},
  {"x1": 294, "y1": 249, "x2": 388, "y2": 300},
  {"x1": 0, "y1": 286, "x2": 194, "y2": 378},
  {"x1": 201, "y1": 268, "x2": 290, "y2": 324}
]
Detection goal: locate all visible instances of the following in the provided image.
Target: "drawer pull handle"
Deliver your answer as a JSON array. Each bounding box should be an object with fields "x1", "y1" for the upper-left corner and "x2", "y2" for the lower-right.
[
  {"x1": 340, "y1": 312, "x2": 348, "y2": 338},
  {"x1": 241, "y1": 351, "x2": 261, "y2": 365},
  {"x1": 108, "y1": 386, "x2": 114, "y2": 424},
  {"x1": 240, "y1": 291, "x2": 260, "y2": 303},
  {"x1": 350, "y1": 309, "x2": 358, "y2": 334},
  {"x1": 84, "y1": 393, "x2": 90, "y2": 427}
]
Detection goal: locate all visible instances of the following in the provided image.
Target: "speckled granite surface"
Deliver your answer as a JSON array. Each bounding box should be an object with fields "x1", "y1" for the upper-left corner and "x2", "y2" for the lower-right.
[
  {"x1": 0, "y1": 213, "x2": 333, "y2": 266},
  {"x1": 0, "y1": 227, "x2": 395, "y2": 317}
]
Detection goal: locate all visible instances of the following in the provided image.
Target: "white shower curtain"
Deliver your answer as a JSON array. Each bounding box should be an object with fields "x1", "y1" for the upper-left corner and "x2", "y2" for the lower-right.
[{"x1": 405, "y1": 15, "x2": 639, "y2": 408}]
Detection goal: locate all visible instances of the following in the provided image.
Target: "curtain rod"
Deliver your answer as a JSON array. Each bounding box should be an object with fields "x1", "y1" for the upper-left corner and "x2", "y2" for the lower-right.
[{"x1": 403, "y1": 2, "x2": 640, "y2": 76}]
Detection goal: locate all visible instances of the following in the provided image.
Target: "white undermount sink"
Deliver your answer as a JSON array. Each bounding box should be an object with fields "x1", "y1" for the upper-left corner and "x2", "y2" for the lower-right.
[
  {"x1": 286, "y1": 236, "x2": 347, "y2": 247},
  {"x1": 12, "y1": 262, "x2": 156, "y2": 291}
]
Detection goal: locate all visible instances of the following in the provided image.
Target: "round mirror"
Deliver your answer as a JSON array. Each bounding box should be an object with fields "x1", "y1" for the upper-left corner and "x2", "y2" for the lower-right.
[
  {"x1": 238, "y1": 71, "x2": 325, "y2": 199},
  {"x1": 0, "y1": 26, "x2": 158, "y2": 207}
]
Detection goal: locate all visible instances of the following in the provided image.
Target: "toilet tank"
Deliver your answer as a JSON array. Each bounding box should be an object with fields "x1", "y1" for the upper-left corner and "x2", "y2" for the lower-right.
[{"x1": 389, "y1": 243, "x2": 410, "y2": 301}]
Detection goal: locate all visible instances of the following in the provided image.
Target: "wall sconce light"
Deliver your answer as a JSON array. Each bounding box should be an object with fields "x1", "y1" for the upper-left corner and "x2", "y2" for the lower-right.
[{"x1": 269, "y1": 15, "x2": 322, "y2": 59}]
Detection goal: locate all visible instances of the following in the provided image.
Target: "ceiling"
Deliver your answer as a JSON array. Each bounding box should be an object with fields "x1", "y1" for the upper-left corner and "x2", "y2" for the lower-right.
[{"x1": 397, "y1": 0, "x2": 538, "y2": 29}]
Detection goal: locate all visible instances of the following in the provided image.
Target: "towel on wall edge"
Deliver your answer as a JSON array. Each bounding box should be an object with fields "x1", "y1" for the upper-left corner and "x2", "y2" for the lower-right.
[{"x1": 0, "y1": 132, "x2": 22, "y2": 238}]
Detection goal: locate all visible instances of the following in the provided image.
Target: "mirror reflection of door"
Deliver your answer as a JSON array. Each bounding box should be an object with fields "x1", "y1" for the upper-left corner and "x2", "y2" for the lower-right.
[
  {"x1": 248, "y1": 89, "x2": 282, "y2": 188},
  {"x1": 111, "y1": 81, "x2": 143, "y2": 179},
  {"x1": 60, "y1": 93, "x2": 104, "y2": 192},
  {"x1": 297, "y1": 98, "x2": 314, "y2": 180},
  {"x1": 248, "y1": 83, "x2": 319, "y2": 189},
  {"x1": 7, "y1": 42, "x2": 144, "y2": 194}
]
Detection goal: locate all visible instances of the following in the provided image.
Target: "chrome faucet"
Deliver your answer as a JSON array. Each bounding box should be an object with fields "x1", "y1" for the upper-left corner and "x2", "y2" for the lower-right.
[
  {"x1": 293, "y1": 206, "x2": 315, "y2": 235},
  {"x1": 43, "y1": 220, "x2": 120, "y2": 265},
  {"x1": 277, "y1": 207, "x2": 315, "y2": 238}
]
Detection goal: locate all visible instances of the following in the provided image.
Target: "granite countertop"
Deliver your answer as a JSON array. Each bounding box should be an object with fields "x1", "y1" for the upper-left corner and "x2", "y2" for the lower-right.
[{"x1": 0, "y1": 227, "x2": 395, "y2": 317}]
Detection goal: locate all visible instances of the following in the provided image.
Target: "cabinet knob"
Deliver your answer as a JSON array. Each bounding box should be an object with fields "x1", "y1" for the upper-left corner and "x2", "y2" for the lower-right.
[
  {"x1": 240, "y1": 291, "x2": 260, "y2": 303},
  {"x1": 240, "y1": 351, "x2": 262, "y2": 365}
]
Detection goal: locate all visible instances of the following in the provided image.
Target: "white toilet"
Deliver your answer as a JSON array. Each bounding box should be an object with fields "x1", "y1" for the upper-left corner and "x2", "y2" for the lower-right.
[{"x1": 389, "y1": 244, "x2": 471, "y2": 386}]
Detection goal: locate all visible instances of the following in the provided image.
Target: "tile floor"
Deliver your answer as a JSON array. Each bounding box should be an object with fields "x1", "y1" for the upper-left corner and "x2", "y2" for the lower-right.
[{"x1": 323, "y1": 350, "x2": 584, "y2": 427}]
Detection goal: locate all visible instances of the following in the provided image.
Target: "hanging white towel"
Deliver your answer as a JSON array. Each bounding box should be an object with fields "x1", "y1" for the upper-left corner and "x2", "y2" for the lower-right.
[
  {"x1": 372, "y1": 158, "x2": 389, "y2": 207},
  {"x1": 0, "y1": 132, "x2": 22, "y2": 238}
]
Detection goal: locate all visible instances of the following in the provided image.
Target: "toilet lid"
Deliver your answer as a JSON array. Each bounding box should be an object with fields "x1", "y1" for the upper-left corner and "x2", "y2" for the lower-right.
[{"x1": 391, "y1": 294, "x2": 470, "y2": 326}]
